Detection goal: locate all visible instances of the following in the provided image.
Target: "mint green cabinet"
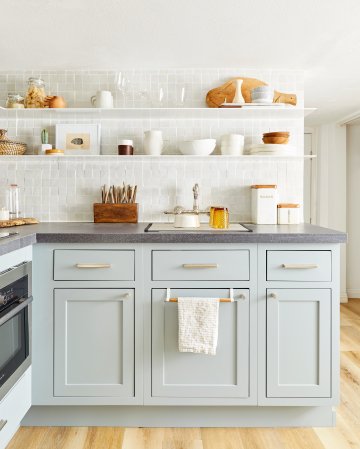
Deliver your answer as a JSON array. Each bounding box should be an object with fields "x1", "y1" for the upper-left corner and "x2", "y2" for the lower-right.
[
  {"x1": 151, "y1": 288, "x2": 251, "y2": 404},
  {"x1": 54, "y1": 288, "x2": 134, "y2": 398},
  {"x1": 266, "y1": 288, "x2": 331, "y2": 398}
]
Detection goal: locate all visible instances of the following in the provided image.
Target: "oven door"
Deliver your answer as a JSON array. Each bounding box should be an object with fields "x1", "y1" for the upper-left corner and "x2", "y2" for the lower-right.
[{"x1": 0, "y1": 297, "x2": 32, "y2": 400}]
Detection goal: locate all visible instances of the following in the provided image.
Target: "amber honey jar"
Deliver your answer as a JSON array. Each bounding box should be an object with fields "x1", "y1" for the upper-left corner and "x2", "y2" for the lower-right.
[{"x1": 209, "y1": 206, "x2": 229, "y2": 229}]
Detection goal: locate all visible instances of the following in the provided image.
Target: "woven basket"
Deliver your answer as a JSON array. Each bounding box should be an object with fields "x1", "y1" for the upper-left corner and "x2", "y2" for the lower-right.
[{"x1": 0, "y1": 129, "x2": 27, "y2": 155}]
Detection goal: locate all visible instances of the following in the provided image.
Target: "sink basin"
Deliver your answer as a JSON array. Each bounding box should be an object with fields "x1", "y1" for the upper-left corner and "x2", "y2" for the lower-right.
[{"x1": 144, "y1": 223, "x2": 251, "y2": 232}]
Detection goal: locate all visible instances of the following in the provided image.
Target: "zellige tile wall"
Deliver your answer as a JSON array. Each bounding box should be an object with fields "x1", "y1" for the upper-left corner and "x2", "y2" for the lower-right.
[
  {"x1": 0, "y1": 68, "x2": 305, "y2": 222},
  {"x1": 0, "y1": 156, "x2": 304, "y2": 223}
]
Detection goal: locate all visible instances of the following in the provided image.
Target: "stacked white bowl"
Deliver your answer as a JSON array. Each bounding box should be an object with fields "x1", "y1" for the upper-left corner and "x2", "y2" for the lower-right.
[
  {"x1": 251, "y1": 86, "x2": 274, "y2": 104},
  {"x1": 220, "y1": 134, "x2": 244, "y2": 155}
]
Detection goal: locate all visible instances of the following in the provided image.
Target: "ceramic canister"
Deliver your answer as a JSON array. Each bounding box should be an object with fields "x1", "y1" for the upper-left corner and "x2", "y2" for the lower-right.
[{"x1": 144, "y1": 130, "x2": 163, "y2": 155}]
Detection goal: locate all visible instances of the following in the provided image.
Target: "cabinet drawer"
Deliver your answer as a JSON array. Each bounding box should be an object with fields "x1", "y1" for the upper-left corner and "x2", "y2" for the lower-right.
[
  {"x1": 266, "y1": 250, "x2": 331, "y2": 282},
  {"x1": 54, "y1": 250, "x2": 135, "y2": 281},
  {"x1": 152, "y1": 250, "x2": 250, "y2": 281}
]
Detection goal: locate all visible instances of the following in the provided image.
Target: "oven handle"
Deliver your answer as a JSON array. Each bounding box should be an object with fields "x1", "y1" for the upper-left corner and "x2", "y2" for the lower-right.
[{"x1": 0, "y1": 296, "x2": 33, "y2": 327}]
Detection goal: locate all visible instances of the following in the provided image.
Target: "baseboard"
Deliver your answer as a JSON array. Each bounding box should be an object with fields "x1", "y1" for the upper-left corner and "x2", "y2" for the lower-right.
[
  {"x1": 346, "y1": 289, "x2": 360, "y2": 299},
  {"x1": 22, "y1": 405, "x2": 336, "y2": 428},
  {"x1": 341, "y1": 291, "x2": 349, "y2": 303}
]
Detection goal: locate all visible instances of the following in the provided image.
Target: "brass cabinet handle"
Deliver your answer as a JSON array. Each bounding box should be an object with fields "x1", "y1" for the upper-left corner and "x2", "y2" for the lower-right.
[
  {"x1": 0, "y1": 420, "x2": 7, "y2": 432},
  {"x1": 75, "y1": 264, "x2": 112, "y2": 269},
  {"x1": 269, "y1": 292, "x2": 277, "y2": 299},
  {"x1": 182, "y1": 263, "x2": 219, "y2": 269},
  {"x1": 281, "y1": 263, "x2": 318, "y2": 269},
  {"x1": 237, "y1": 294, "x2": 246, "y2": 300}
]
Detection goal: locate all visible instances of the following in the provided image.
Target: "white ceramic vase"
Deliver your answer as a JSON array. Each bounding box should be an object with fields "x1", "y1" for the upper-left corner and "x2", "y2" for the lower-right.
[{"x1": 232, "y1": 79, "x2": 245, "y2": 104}]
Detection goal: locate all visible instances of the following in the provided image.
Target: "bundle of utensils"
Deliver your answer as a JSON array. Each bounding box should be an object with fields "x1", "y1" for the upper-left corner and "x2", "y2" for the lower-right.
[{"x1": 101, "y1": 184, "x2": 137, "y2": 204}]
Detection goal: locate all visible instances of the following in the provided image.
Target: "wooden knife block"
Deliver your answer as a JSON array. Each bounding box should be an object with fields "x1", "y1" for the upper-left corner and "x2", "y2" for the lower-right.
[{"x1": 93, "y1": 203, "x2": 138, "y2": 223}]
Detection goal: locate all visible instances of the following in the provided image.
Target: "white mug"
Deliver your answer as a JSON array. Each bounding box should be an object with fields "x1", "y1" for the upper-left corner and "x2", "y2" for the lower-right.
[{"x1": 91, "y1": 90, "x2": 114, "y2": 108}]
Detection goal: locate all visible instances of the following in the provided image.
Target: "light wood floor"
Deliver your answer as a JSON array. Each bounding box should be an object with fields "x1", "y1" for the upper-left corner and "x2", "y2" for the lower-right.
[{"x1": 7, "y1": 300, "x2": 360, "y2": 449}]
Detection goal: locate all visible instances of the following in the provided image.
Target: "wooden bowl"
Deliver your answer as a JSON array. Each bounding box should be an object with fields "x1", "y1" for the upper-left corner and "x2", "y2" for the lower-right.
[
  {"x1": 262, "y1": 136, "x2": 289, "y2": 144},
  {"x1": 263, "y1": 132, "x2": 290, "y2": 137}
]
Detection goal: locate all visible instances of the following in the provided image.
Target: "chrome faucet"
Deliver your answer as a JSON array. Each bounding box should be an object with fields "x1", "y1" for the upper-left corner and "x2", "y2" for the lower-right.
[
  {"x1": 193, "y1": 183, "x2": 200, "y2": 213},
  {"x1": 164, "y1": 183, "x2": 209, "y2": 216}
]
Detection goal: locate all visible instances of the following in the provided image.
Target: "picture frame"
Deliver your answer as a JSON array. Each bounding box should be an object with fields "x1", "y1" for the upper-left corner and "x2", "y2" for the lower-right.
[{"x1": 55, "y1": 124, "x2": 101, "y2": 155}]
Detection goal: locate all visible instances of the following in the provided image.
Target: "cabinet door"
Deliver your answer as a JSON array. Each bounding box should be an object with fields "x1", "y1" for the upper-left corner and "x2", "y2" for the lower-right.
[
  {"x1": 152, "y1": 288, "x2": 250, "y2": 401},
  {"x1": 54, "y1": 289, "x2": 134, "y2": 397},
  {"x1": 267, "y1": 288, "x2": 331, "y2": 398}
]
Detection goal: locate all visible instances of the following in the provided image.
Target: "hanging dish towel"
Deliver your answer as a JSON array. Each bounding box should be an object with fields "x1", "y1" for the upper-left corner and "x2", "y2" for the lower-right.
[{"x1": 178, "y1": 297, "x2": 219, "y2": 355}]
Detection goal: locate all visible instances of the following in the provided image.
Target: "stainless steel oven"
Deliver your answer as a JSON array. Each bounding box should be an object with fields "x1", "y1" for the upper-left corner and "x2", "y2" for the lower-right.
[{"x1": 0, "y1": 261, "x2": 32, "y2": 401}]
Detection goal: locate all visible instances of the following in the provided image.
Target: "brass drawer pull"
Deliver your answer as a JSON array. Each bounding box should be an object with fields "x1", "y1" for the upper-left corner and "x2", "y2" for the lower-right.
[
  {"x1": 75, "y1": 264, "x2": 112, "y2": 269},
  {"x1": 281, "y1": 264, "x2": 318, "y2": 269},
  {"x1": 0, "y1": 420, "x2": 7, "y2": 432},
  {"x1": 182, "y1": 263, "x2": 219, "y2": 269}
]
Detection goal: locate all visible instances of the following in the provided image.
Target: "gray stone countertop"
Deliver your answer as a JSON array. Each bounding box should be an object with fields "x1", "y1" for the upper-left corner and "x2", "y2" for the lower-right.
[{"x1": 0, "y1": 222, "x2": 347, "y2": 257}]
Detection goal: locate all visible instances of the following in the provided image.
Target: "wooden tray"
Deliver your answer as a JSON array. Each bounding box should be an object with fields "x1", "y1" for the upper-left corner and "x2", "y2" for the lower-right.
[{"x1": 93, "y1": 203, "x2": 138, "y2": 223}]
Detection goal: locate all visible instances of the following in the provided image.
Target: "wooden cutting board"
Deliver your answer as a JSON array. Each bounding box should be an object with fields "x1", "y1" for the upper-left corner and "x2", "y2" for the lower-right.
[
  {"x1": 206, "y1": 77, "x2": 297, "y2": 108},
  {"x1": 0, "y1": 218, "x2": 39, "y2": 228}
]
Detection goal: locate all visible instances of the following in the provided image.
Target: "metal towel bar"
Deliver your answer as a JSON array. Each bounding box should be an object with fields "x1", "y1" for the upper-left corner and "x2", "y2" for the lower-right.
[{"x1": 165, "y1": 287, "x2": 240, "y2": 303}]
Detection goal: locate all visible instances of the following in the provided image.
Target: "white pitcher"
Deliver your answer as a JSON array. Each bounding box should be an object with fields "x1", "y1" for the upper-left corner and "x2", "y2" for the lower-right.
[{"x1": 91, "y1": 91, "x2": 114, "y2": 108}]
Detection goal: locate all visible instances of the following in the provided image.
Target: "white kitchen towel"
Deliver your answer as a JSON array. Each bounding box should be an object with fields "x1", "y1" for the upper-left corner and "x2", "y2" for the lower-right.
[{"x1": 178, "y1": 297, "x2": 219, "y2": 355}]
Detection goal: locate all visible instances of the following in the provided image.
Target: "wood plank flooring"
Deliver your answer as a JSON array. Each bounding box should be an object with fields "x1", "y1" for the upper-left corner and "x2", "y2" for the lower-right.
[{"x1": 6, "y1": 300, "x2": 360, "y2": 449}]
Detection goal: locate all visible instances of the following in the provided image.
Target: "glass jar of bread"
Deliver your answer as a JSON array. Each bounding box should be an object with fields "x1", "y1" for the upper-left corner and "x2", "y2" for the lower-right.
[{"x1": 25, "y1": 77, "x2": 46, "y2": 108}]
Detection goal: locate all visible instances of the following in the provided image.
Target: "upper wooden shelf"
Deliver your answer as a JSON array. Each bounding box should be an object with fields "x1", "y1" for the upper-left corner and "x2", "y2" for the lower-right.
[{"x1": 0, "y1": 107, "x2": 316, "y2": 120}]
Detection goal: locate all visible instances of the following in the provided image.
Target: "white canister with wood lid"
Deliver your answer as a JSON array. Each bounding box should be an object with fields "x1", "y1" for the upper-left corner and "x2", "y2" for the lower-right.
[
  {"x1": 277, "y1": 203, "x2": 300, "y2": 224},
  {"x1": 251, "y1": 185, "x2": 278, "y2": 224}
]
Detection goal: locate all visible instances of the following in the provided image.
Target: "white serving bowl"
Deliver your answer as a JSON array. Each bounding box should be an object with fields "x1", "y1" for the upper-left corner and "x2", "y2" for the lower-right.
[
  {"x1": 178, "y1": 139, "x2": 216, "y2": 156},
  {"x1": 174, "y1": 214, "x2": 200, "y2": 228},
  {"x1": 251, "y1": 87, "x2": 274, "y2": 104},
  {"x1": 251, "y1": 86, "x2": 273, "y2": 93},
  {"x1": 251, "y1": 96, "x2": 273, "y2": 104}
]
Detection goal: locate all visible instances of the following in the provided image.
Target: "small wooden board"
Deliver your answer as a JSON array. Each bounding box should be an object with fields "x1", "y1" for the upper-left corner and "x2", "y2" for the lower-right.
[{"x1": 0, "y1": 218, "x2": 39, "y2": 228}]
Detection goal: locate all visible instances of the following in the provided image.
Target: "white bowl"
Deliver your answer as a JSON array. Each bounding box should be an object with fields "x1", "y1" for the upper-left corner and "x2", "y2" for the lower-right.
[
  {"x1": 174, "y1": 214, "x2": 200, "y2": 228},
  {"x1": 178, "y1": 139, "x2": 216, "y2": 156},
  {"x1": 251, "y1": 86, "x2": 273, "y2": 93}
]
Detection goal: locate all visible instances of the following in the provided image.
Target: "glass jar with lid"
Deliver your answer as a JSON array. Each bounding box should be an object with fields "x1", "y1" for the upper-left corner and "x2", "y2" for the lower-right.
[
  {"x1": 6, "y1": 93, "x2": 25, "y2": 109},
  {"x1": 25, "y1": 77, "x2": 46, "y2": 108}
]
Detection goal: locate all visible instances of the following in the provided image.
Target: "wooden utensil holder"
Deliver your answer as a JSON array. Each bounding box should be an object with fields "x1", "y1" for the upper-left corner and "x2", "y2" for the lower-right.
[{"x1": 93, "y1": 203, "x2": 138, "y2": 223}]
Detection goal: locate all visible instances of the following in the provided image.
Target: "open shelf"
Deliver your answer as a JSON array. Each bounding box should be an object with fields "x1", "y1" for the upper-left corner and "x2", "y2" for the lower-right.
[
  {"x1": 0, "y1": 107, "x2": 316, "y2": 120},
  {"x1": 0, "y1": 154, "x2": 316, "y2": 161}
]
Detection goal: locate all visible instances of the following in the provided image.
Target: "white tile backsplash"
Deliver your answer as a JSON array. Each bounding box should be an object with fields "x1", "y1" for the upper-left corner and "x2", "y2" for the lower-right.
[
  {"x1": 0, "y1": 68, "x2": 305, "y2": 222},
  {"x1": 0, "y1": 156, "x2": 304, "y2": 223}
]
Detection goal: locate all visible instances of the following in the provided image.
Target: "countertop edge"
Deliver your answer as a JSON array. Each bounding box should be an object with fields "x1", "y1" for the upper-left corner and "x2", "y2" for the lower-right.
[
  {"x1": 0, "y1": 233, "x2": 37, "y2": 256},
  {"x1": 0, "y1": 223, "x2": 348, "y2": 258}
]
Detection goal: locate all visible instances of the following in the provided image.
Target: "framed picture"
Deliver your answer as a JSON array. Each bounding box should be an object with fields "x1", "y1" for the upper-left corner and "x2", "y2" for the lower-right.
[{"x1": 55, "y1": 124, "x2": 101, "y2": 155}]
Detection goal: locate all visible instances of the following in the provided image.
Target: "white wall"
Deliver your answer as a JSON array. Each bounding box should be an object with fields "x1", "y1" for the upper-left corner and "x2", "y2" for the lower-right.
[
  {"x1": 346, "y1": 125, "x2": 360, "y2": 297},
  {"x1": 315, "y1": 123, "x2": 347, "y2": 301}
]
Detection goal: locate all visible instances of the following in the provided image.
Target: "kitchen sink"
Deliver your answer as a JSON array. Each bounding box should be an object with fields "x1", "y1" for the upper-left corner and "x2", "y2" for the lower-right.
[{"x1": 144, "y1": 223, "x2": 252, "y2": 232}]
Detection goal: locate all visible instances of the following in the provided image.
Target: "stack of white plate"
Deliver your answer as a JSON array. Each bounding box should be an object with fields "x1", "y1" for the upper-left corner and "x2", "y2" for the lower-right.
[{"x1": 248, "y1": 144, "x2": 295, "y2": 156}]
